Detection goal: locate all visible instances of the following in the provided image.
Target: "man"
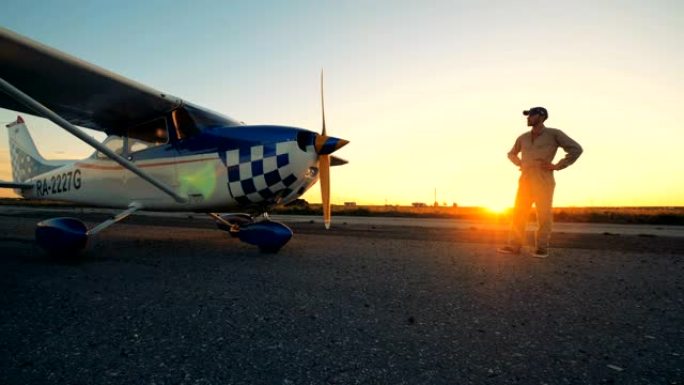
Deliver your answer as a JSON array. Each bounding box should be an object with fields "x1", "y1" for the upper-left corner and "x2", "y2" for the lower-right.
[
  {"x1": 497, "y1": 107, "x2": 583, "y2": 258},
  {"x1": 154, "y1": 126, "x2": 168, "y2": 144}
]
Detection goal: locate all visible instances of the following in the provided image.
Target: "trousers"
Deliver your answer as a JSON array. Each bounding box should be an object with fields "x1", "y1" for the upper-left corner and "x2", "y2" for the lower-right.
[{"x1": 509, "y1": 169, "x2": 556, "y2": 249}]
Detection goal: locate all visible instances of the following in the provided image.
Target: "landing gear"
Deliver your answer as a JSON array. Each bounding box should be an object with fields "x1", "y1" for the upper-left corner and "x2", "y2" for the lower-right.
[
  {"x1": 212, "y1": 213, "x2": 253, "y2": 236},
  {"x1": 35, "y1": 217, "x2": 88, "y2": 256},
  {"x1": 237, "y1": 220, "x2": 293, "y2": 253},
  {"x1": 35, "y1": 203, "x2": 142, "y2": 257},
  {"x1": 211, "y1": 213, "x2": 293, "y2": 253}
]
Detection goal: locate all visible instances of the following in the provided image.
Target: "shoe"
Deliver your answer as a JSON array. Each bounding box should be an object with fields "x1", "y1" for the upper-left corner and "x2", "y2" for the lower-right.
[
  {"x1": 532, "y1": 248, "x2": 549, "y2": 258},
  {"x1": 497, "y1": 246, "x2": 521, "y2": 255}
]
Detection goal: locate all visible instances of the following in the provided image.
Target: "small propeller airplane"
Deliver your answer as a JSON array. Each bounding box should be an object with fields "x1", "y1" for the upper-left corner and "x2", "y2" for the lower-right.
[{"x1": 0, "y1": 27, "x2": 348, "y2": 254}]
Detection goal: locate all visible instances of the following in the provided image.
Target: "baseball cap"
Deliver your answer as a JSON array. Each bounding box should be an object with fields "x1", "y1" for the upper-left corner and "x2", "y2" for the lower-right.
[{"x1": 523, "y1": 107, "x2": 548, "y2": 118}]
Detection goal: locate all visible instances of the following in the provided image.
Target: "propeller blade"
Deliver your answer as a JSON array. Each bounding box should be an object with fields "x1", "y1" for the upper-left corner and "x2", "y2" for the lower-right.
[
  {"x1": 330, "y1": 156, "x2": 348, "y2": 166},
  {"x1": 320, "y1": 69, "x2": 326, "y2": 136},
  {"x1": 320, "y1": 69, "x2": 331, "y2": 229},
  {"x1": 319, "y1": 154, "x2": 331, "y2": 229}
]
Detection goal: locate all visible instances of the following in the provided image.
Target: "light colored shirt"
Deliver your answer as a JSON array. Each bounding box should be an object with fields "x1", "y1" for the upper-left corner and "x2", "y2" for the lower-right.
[{"x1": 508, "y1": 127, "x2": 583, "y2": 171}]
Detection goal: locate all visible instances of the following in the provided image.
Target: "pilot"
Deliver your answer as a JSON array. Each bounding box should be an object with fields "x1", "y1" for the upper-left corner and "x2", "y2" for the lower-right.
[
  {"x1": 497, "y1": 106, "x2": 583, "y2": 258},
  {"x1": 154, "y1": 127, "x2": 168, "y2": 144}
]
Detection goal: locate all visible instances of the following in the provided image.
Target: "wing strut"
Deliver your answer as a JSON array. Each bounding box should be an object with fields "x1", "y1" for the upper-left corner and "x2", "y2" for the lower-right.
[
  {"x1": 0, "y1": 77, "x2": 187, "y2": 203},
  {"x1": 0, "y1": 181, "x2": 33, "y2": 189},
  {"x1": 87, "y1": 202, "x2": 142, "y2": 235}
]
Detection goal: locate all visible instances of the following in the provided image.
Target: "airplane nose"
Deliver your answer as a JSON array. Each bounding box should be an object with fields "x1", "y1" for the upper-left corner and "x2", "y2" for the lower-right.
[{"x1": 314, "y1": 134, "x2": 349, "y2": 155}]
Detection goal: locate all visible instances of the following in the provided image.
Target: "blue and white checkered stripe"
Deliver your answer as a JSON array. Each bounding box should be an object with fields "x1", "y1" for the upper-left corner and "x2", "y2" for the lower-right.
[{"x1": 225, "y1": 142, "x2": 298, "y2": 205}]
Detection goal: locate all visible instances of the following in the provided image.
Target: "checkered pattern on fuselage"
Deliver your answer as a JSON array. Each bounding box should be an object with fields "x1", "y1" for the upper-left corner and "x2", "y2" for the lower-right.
[{"x1": 225, "y1": 143, "x2": 298, "y2": 205}]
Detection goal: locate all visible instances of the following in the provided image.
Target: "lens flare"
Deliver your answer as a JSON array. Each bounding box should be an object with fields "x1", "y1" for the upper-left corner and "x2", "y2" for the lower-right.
[{"x1": 177, "y1": 162, "x2": 218, "y2": 199}]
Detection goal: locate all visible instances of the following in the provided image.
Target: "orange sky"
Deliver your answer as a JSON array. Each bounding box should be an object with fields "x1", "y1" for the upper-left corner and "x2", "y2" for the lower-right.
[{"x1": 1, "y1": 1, "x2": 683, "y2": 208}]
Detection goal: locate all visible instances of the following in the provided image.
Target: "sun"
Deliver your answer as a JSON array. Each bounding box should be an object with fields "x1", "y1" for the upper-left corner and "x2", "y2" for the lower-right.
[{"x1": 485, "y1": 204, "x2": 509, "y2": 215}]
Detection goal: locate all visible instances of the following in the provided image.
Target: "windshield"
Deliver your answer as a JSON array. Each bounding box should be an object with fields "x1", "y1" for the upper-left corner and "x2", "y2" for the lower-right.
[
  {"x1": 185, "y1": 104, "x2": 241, "y2": 128},
  {"x1": 170, "y1": 104, "x2": 242, "y2": 139}
]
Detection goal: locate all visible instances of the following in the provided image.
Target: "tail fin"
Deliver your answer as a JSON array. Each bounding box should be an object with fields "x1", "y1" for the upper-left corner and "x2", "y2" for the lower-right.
[{"x1": 6, "y1": 116, "x2": 61, "y2": 182}]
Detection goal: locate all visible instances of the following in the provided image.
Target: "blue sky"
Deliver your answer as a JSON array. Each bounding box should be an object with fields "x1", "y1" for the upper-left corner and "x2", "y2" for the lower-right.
[{"x1": 1, "y1": 0, "x2": 683, "y2": 206}]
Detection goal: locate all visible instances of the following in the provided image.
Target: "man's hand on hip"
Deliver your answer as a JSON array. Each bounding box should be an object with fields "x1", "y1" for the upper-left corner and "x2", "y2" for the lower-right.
[{"x1": 541, "y1": 162, "x2": 558, "y2": 171}]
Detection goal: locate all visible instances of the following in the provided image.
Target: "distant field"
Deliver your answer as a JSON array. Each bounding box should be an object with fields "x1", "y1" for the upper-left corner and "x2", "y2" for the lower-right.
[
  {"x1": 279, "y1": 204, "x2": 684, "y2": 226},
  {"x1": 1, "y1": 198, "x2": 683, "y2": 225}
]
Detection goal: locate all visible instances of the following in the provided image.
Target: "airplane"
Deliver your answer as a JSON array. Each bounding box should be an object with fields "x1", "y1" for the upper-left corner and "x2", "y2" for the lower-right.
[{"x1": 0, "y1": 27, "x2": 348, "y2": 254}]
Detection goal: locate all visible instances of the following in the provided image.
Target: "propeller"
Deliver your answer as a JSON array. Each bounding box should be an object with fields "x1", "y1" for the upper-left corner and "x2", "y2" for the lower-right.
[{"x1": 317, "y1": 70, "x2": 349, "y2": 229}]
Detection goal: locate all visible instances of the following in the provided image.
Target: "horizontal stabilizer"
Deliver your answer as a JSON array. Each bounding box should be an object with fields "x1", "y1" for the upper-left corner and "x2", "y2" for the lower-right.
[{"x1": 0, "y1": 180, "x2": 33, "y2": 189}]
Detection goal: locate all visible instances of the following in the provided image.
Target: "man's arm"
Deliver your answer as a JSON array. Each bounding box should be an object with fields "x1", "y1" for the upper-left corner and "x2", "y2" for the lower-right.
[
  {"x1": 507, "y1": 137, "x2": 522, "y2": 167},
  {"x1": 554, "y1": 130, "x2": 583, "y2": 170}
]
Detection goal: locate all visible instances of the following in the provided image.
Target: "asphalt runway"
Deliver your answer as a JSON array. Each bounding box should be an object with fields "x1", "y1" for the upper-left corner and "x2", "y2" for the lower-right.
[{"x1": 0, "y1": 207, "x2": 683, "y2": 384}]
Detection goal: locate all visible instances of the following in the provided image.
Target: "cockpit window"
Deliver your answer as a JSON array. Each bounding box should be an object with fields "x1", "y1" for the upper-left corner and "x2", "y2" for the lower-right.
[
  {"x1": 95, "y1": 136, "x2": 124, "y2": 159},
  {"x1": 123, "y1": 118, "x2": 169, "y2": 154},
  {"x1": 128, "y1": 138, "x2": 154, "y2": 153},
  {"x1": 127, "y1": 118, "x2": 168, "y2": 145}
]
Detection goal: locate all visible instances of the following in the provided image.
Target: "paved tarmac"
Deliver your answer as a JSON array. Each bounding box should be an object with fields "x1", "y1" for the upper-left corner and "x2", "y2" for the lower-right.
[{"x1": 0, "y1": 208, "x2": 683, "y2": 384}]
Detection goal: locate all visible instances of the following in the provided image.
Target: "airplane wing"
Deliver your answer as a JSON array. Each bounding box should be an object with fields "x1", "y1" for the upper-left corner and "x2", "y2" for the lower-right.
[{"x1": 0, "y1": 27, "x2": 181, "y2": 132}]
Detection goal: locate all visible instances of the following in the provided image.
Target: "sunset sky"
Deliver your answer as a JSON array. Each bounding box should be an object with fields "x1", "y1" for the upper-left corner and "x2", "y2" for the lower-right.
[{"x1": 1, "y1": 0, "x2": 682, "y2": 208}]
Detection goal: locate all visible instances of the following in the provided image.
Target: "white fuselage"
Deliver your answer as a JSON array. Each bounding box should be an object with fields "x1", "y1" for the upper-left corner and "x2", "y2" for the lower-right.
[{"x1": 22, "y1": 138, "x2": 320, "y2": 212}]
